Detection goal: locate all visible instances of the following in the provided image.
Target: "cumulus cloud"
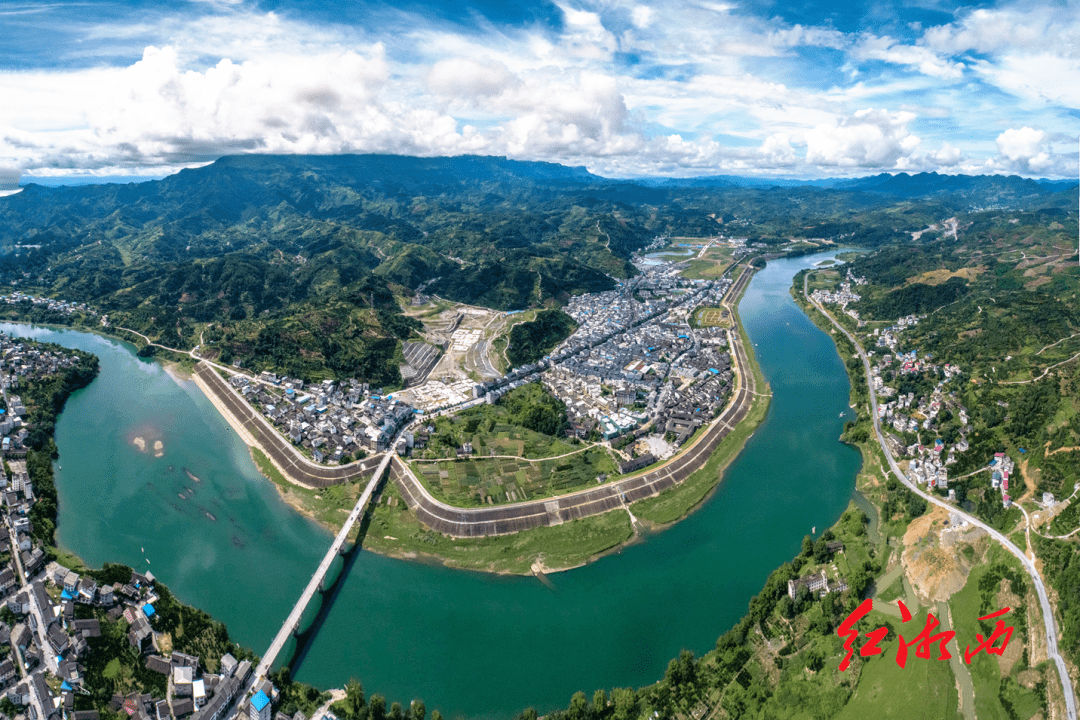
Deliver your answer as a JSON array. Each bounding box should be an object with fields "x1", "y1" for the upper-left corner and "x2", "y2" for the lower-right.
[
  {"x1": 933, "y1": 142, "x2": 963, "y2": 166},
  {"x1": 758, "y1": 133, "x2": 797, "y2": 166},
  {"x1": 994, "y1": 127, "x2": 1054, "y2": 173},
  {"x1": 804, "y1": 109, "x2": 920, "y2": 167}
]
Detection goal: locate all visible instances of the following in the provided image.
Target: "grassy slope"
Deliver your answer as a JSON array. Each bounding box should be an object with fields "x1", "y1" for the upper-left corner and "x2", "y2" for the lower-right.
[
  {"x1": 362, "y1": 482, "x2": 634, "y2": 574},
  {"x1": 834, "y1": 628, "x2": 961, "y2": 720},
  {"x1": 251, "y1": 447, "x2": 363, "y2": 539}
]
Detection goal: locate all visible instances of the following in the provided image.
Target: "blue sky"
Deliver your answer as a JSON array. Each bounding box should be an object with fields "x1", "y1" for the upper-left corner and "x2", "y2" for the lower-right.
[{"x1": 0, "y1": 0, "x2": 1077, "y2": 185}]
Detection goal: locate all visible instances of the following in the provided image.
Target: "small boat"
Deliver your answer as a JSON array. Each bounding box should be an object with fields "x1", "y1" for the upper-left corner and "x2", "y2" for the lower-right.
[
  {"x1": 839, "y1": 412, "x2": 845, "y2": 418},
  {"x1": 812, "y1": 526, "x2": 816, "y2": 534}
]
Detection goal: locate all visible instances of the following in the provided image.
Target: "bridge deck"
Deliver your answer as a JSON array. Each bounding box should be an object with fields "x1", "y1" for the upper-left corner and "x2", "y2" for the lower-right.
[{"x1": 251, "y1": 449, "x2": 393, "y2": 687}]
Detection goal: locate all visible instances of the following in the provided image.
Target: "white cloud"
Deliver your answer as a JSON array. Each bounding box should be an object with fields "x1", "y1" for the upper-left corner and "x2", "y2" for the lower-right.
[
  {"x1": 427, "y1": 58, "x2": 519, "y2": 99},
  {"x1": 0, "y1": 0, "x2": 1076, "y2": 177},
  {"x1": 972, "y1": 54, "x2": 1080, "y2": 108},
  {"x1": 919, "y1": 3, "x2": 1080, "y2": 110},
  {"x1": 630, "y1": 6, "x2": 654, "y2": 29},
  {"x1": 933, "y1": 142, "x2": 963, "y2": 166},
  {"x1": 994, "y1": 127, "x2": 1054, "y2": 173},
  {"x1": 758, "y1": 133, "x2": 797, "y2": 166},
  {"x1": 852, "y1": 34, "x2": 963, "y2": 80},
  {"x1": 804, "y1": 109, "x2": 921, "y2": 167}
]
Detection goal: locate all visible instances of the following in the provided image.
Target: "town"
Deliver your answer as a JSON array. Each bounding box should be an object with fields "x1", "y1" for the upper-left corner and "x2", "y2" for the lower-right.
[{"x1": 226, "y1": 255, "x2": 736, "y2": 475}]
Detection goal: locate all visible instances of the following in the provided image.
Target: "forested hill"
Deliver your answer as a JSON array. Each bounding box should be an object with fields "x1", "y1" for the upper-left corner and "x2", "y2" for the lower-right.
[{"x1": 0, "y1": 153, "x2": 1074, "y2": 384}]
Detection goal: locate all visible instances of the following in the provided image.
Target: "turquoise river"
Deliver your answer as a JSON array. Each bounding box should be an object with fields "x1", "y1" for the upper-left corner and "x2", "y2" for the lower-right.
[{"x1": 7, "y1": 250, "x2": 861, "y2": 720}]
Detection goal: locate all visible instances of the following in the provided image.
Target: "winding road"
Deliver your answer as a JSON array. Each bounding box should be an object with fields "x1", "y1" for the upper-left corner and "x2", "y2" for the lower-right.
[{"x1": 805, "y1": 273, "x2": 1077, "y2": 720}]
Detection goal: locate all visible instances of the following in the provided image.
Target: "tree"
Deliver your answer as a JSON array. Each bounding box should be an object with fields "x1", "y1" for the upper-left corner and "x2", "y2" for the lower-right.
[
  {"x1": 409, "y1": 700, "x2": 425, "y2": 720},
  {"x1": 568, "y1": 692, "x2": 589, "y2": 720},
  {"x1": 776, "y1": 595, "x2": 794, "y2": 619},
  {"x1": 611, "y1": 689, "x2": 636, "y2": 720},
  {"x1": 389, "y1": 702, "x2": 403, "y2": 720},
  {"x1": 369, "y1": 695, "x2": 386, "y2": 720},
  {"x1": 812, "y1": 538, "x2": 830, "y2": 564},
  {"x1": 345, "y1": 679, "x2": 366, "y2": 720},
  {"x1": 801, "y1": 535, "x2": 813, "y2": 556},
  {"x1": 592, "y1": 689, "x2": 607, "y2": 718},
  {"x1": 516, "y1": 709, "x2": 537, "y2": 720}
]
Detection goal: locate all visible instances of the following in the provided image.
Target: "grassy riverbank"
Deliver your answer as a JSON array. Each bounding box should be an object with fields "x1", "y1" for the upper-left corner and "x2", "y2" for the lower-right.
[
  {"x1": 250, "y1": 448, "x2": 365, "y2": 541},
  {"x1": 363, "y1": 482, "x2": 635, "y2": 574}
]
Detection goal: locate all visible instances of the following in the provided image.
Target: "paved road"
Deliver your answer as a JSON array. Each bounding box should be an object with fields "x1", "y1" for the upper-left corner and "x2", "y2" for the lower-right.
[{"x1": 805, "y1": 274, "x2": 1077, "y2": 720}]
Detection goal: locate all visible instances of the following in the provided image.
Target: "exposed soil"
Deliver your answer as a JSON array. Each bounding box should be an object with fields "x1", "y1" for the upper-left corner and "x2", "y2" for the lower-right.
[{"x1": 902, "y1": 506, "x2": 987, "y2": 602}]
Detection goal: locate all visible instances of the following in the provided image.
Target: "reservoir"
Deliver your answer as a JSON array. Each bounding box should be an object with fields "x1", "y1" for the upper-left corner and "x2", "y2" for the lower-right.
[{"x1": 18, "y1": 249, "x2": 861, "y2": 719}]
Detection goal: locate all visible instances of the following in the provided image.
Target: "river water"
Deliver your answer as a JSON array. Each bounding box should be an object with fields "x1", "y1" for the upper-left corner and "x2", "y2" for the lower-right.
[{"x1": 12, "y1": 250, "x2": 861, "y2": 719}]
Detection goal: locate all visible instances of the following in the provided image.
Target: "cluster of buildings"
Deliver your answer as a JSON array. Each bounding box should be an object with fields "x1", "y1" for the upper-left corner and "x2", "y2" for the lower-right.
[
  {"x1": 0, "y1": 294, "x2": 94, "y2": 319},
  {"x1": 873, "y1": 315, "x2": 922, "y2": 354},
  {"x1": 0, "y1": 457, "x2": 263, "y2": 720},
  {"x1": 990, "y1": 453, "x2": 1017, "y2": 509},
  {"x1": 537, "y1": 265, "x2": 733, "y2": 449},
  {"x1": 0, "y1": 513, "x2": 287, "y2": 720},
  {"x1": 0, "y1": 332, "x2": 89, "y2": 456},
  {"x1": 216, "y1": 249, "x2": 735, "y2": 467},
  {"x1": 229, "y1": 374, "x2": 417, "y2": 460},
  {"x1": 810, "y1": 269, "x2": 866, "y2": 324},
  {"x1": 861, "y1": 314, "x2": 984, "y2": 498}
]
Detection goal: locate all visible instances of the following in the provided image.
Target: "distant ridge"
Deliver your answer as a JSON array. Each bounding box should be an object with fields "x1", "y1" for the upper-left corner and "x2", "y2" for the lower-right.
[{"x1": 634, "y1": 170, "x2": 1074, "y2": 195}]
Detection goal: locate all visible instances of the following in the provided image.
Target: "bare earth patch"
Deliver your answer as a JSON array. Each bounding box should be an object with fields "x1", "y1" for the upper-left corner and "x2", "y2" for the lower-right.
[
  {"x1": 994, "y1": 579, "x2": 1024, "y2": 676},
  {"x1": 902, "y1": 506, "x2": 986, "y2": 602},
  {"x1": 906, "y1": 266, "x2": 983, "y2": 286}
]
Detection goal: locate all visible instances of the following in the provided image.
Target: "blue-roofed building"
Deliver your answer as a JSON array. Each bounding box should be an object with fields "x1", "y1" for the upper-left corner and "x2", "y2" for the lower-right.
[
  {"x1": 142, "y1": 603, "x2": 155, "y2": 618},
  {"x1": 250, "y1": 690, "x2": 272, "y2": 720}
]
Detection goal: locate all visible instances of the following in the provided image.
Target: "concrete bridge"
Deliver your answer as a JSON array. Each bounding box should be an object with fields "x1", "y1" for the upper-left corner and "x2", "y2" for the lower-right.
[{"x1": 249, "y1": 446, "x2": 396, "y2": 690}]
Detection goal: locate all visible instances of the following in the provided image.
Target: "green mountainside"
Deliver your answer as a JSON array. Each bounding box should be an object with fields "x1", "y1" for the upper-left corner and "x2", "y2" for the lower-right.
[
  {"x1": 506, "y1": 309, "x2": 577, "y2": 366},
  {"x1": 0, "y1": 154, "x2": 1072, "y2": 384}
]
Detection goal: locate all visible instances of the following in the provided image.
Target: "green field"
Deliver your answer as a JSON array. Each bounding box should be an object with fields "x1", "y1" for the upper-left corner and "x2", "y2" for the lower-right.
[
  {"x1": 412, "y1": 446, "x2": 616, "y2": 506},
  {"x1": 415, "y1": 383, "x2": 577, "y2": 461},
  {"x1": 947, "y1": 549, "x2": 1043, "y2": 720},
  {"x1": 834, "y1": 623, "x2": 960, "y2": 720},
  {"x1": 693, "y1": 306, "x2": 732, "y2": 328},
  {"x1": 363, "y1": 483, "x2": 634, "y2": 573}
]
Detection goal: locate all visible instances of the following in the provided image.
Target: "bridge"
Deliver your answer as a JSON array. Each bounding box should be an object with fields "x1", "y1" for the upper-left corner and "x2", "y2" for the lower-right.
[{"x1": 249, "y1": 446, "x2": 396, "y2": 690}]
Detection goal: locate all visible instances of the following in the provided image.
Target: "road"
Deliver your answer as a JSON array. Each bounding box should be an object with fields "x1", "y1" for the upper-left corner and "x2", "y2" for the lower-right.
[{"x1": 804, "y1": 273, "x2": 1077, "y2": 720}]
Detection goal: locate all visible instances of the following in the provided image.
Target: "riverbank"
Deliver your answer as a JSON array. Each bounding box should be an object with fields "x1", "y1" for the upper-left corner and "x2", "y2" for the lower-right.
[{"x1": 787, "y1": 267, "x2": 1061, "y2": 720}]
